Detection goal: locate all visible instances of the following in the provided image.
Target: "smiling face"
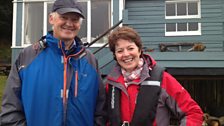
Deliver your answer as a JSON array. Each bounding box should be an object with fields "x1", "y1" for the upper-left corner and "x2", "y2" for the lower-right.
[
  {"x1": 115, "y1": 39, "x2": 141, "y2": 72},
  {"x1": 49, "y1": 12, "x2": 82, "y2": 42}
]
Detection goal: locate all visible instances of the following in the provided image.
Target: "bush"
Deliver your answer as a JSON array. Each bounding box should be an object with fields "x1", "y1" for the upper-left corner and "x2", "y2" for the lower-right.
[
  {"x1": 0, "y1": 75, "x2": 7, "y2": 109},
  {"x1": 0, "y1": 39, "x2": 11, "y2": 64}
]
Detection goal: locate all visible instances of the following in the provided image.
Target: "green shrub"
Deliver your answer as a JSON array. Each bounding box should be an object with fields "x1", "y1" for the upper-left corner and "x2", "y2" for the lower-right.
[
  {"x1": 0, "y1": 75, "x2": 7, "y2": 109},
  {"x1": 0, "y1": 39, "x2": 11, "y2": 63}
]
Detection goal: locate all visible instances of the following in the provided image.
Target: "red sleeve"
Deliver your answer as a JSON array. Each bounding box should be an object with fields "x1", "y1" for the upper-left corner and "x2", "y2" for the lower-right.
[{"x1": 161, "y1": 72, "x2": 204, "y2": 126}]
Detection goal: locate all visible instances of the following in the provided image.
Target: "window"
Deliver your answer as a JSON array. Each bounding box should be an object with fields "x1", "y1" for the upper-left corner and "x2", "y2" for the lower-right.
[
  {"x1": 78, "y1": 0, "x2": 111, "y2": 46},
  {"x1": 91, "y1": 1, "x2": 111, "y2": 44},
  {"x1": 165, "y1": 0, "x2": 201, "y2": 36},
  {"x1": 165, "y1": 0, "x2": 200, "y2": 19},
  {"x1": 166, "y1": 22, "x2": 201, "y2": 36},
  {"x1": 22, "y1": 0, "x2": 111, "y2": 46}
]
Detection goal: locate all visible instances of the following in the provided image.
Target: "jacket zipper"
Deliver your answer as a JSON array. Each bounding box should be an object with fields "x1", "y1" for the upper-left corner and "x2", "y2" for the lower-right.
[
  {"x1": 59, "y1": 40, "x2": 84, "y2": 125},
  {"x1": 63, "y1": 57, "x2": 68, "y2": 104}
]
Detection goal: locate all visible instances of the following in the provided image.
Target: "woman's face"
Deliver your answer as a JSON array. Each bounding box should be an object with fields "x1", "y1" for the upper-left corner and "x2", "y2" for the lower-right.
[{"x1": 115, "y1": 39, "x2": 141, "y2": 72}]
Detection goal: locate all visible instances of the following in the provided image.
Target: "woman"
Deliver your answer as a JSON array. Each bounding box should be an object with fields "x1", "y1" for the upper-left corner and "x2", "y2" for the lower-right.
[{"x1": 105, "y1": 26, "x2": 203, "y2": 126}]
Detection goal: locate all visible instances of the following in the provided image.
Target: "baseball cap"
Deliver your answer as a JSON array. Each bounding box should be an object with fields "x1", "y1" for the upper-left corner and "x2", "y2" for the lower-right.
[{"x1": 52, "y1": 0, "x2": 85, "y2": 18}]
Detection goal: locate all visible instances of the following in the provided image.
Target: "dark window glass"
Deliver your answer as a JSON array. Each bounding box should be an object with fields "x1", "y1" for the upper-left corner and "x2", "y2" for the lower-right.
[
  {"x1": 166, "y1": 23, "x2": 176, "y2": 32},
  {"x1": 189, "y1": 22, "x2": 198, "y2": 31},
  {"x1": 91, "y1": 1, "x2": 110, "y2": 42},
  {"x1": 47, "y1": 3, "x2": 53, "y2": 32},
  {"x1": 177, "y1": 23, "x2": 187, "y2": 31},
  {"x1": 177, "y1": 3, "x2": 186, "y2": 16},
  {"x1": 24, "y1": 2, "x2": 43, "y2": 44},
  {"x1": 188, "y1": 2, "x2": 198, "y2": 15},
  {"x1": 166, "y1": 3, "x2": 175, "y2": 16},
  {"x1": 78, "y1": 2, "x2": 87, "y2": 40}
]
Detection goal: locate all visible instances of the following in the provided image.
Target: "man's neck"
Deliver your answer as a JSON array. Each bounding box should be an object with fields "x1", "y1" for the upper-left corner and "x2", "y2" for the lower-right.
[{"x1": 63, "y1": 40, "x2": 74, "y2": 50}]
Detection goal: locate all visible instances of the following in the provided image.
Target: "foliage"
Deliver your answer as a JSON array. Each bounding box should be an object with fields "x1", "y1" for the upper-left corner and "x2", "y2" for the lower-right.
[
  {"x1": 0, "y1": 39, "x2": 11, "y2": 63},
  {"x1": 0, "y1": 1, "x2": 12, "y2": 107},
  {"x1": 0, "y1": 75, "x2": 7, "y2": 108},
  {"x1": 0, "y1": 0, "x2": 13, "y2": 39}
]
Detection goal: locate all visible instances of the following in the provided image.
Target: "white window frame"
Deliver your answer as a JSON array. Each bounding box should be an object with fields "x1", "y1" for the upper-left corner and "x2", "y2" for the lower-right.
[
  {"x1": 165, "y1": 0, "x2": 201, "y2": 19},
  {"x1": 165, "y1": 23, "x2": 201, "y2": 36},
  {"x1": 43, "y1": 1, "x2": 52, "y2": 36},
  {"x1": 165, "y1": 0, "x2": 201, "y2": 36},
  {"x1": 12, "y1": 0, "x2": 17, "y2": 48}
]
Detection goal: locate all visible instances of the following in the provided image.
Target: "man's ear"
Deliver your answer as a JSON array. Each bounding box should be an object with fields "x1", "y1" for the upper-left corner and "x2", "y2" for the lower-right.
[{"x1": 49, "y1": 14, "x2": 54, "y2": 25}]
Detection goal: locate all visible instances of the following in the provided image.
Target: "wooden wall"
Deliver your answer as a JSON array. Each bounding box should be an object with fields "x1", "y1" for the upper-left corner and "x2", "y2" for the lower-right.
[
  {"x1": 176, "y1": 76, "x2": 224, "y2": 117},
  {"x1": 124, "y1": 0, "x2": 224, "y2": 52},
  {"x1": 121, "y1": 0, "x2": 224, "y2": 70}
]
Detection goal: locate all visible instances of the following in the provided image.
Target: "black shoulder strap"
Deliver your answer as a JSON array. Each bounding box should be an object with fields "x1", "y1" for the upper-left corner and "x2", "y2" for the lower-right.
[
  {"x1": 150, "y1": 65, "x2": 165, "y2": 81},
  {"x1": 107, "y1": 85, "x2": 122, "y2": 126},
  {"x1": 131, "y1": 65, "x2": 165, "y2": 126}
]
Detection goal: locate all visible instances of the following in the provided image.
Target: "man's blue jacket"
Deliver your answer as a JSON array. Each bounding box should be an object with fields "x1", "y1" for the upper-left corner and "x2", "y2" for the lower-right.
[{"x1": 0, "y1": 32, "x2": 106, "y2": 126}]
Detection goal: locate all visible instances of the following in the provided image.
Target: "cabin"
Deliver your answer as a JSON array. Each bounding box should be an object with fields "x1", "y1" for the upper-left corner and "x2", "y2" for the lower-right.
[{"x1": 11, "y1": 0, "x2": 224, "y2": 117}]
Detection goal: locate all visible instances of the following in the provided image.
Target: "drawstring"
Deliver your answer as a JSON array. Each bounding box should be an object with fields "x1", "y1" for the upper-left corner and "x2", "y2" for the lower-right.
[{"x1": 74, "y1": 70, "x2": 78, "y2": 97}]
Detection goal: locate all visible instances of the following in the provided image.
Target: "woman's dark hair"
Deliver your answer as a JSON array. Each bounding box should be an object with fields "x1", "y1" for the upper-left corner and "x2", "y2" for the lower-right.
[{"x1": 108, "y1": 26, "x2": 143, "y2": 54}]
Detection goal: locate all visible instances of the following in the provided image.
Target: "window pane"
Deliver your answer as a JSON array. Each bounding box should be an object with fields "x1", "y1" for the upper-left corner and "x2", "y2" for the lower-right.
[
  {"x1": 166, "y1": 3, "x2": 175, "y2": 16},
  {"x1": 189, "y1": 22, "x2": 198, "y2": 31},
  {"x1": 177, "y1": 23, "x2": 187, "y2": 31},
  {"x1": 78, "y1": 2, "x2": 87, "y2": 40},
  {"x1": 188, "y1": 2, "x2": 198, "y2": 15},
  {"x1": 47, "y1": 3, "x2": 53, "y2": 32},
  {"x1": 91, "y1": 1, "x2": 110, "y2": 43},
  {"x1": 177, "y1": 3, "x2": 186, "y2": 16},
  {"x1": 166, "y1": 23, "x2": 176, "y2": 32},
  {"x1": 24, "y1": 2, "x2": 43, "y2": 44}
]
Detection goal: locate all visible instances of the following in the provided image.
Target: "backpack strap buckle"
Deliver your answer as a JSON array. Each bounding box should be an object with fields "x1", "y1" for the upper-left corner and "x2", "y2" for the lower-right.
[{"x1": 121, "y1": 121, "x2": 129, "y2": 126}]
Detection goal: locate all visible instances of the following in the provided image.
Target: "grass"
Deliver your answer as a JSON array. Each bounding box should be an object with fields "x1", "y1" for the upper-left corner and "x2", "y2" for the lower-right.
[{"x1": 0, "y1": 75, "x2": 7, "y2": 106}]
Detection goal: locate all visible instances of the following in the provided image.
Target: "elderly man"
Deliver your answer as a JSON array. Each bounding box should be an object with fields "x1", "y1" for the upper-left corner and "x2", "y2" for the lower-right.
[{"x1": 0, "y1": 0, "x2": 106, "y2": 126}]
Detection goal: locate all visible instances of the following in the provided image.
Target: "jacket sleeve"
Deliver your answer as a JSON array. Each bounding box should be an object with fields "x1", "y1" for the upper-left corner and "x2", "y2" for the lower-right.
[
  {"x1": 162, "y1": 72, "x2": 203, "y2": 126},
  {"x1": 94, "y1": 59, "x2": 107, "y2": 126},
  {"x1": 0, "y1": 56, "x2": 27, "y2": 126}
]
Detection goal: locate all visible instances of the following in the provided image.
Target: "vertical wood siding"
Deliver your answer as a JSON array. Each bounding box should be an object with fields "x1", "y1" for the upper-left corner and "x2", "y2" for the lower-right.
[{"x1": 177, "y1": 76, "x2": 224, "y2": 116}]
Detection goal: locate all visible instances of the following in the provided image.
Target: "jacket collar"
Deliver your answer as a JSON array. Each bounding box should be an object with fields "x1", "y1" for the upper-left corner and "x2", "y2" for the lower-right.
[{"x1": 45, "y1": 32, "x2": 85, "y2": 56}]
